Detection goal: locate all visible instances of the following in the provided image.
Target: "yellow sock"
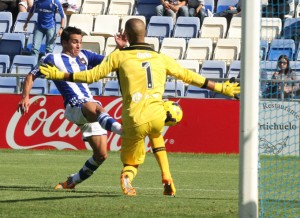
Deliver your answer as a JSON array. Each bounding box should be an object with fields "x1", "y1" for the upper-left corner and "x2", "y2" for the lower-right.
[
  {"x1": 121, "y1": 166, "x2": 138, "y2": 181},
  {"x1": 152, "y1": 147, "x2": 171, "y2": 179}
]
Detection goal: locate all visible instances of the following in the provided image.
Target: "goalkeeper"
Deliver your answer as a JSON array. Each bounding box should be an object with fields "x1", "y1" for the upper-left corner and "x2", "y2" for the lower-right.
[{"x1": 39, "y1": 18, "x2": 240, "y2": 196}]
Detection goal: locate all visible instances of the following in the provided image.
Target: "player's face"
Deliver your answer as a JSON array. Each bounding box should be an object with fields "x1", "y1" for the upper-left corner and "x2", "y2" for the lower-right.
[{"x1": 63, "y1": 34, "x2": 82, "y2": 57}]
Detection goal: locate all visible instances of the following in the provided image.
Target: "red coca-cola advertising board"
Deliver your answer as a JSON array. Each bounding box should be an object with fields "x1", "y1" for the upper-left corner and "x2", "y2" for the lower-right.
[{"x1": 0, "y1": 94, "x2": 239, "y2": 153}]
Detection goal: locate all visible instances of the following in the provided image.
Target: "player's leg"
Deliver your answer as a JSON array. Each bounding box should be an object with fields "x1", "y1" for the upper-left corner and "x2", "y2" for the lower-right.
[
  {"x1": 120, "y1": 124, "x2": 148, "y2": 196},
  {"x1": 81, "y1": 101, "x2": 122, "y2": 135},
  {"x1": 149, "y1": 117, "x2": 176, "y2": 196},
  {"x1": 55, "y1": 123, "x2": 108, "y2": 189}
]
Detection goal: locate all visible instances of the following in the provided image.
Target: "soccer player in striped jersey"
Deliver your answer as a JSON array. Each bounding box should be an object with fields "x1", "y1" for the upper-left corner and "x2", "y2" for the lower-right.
[
  {"x1": 39, "y1": 19, "x2": 240, "y2": 196},
  {"x1": 17, "y1": 26, "x2": 122, "y2": 190}
]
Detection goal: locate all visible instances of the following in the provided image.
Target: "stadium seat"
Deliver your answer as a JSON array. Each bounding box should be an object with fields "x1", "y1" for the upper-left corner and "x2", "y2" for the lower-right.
[
  {"x1": 260, "y1": 18, "x2": 282, "y2": 42},
  {"x1": 0, "y1": 54, "x2": 10, "y2": 73},
  {"x1": 107, "y1": 0, "x2": 135, "y2": 16},
  {"x1": 82, "y1": 35, "x2": 105, "y2": 54},
  {"x1": 88, "y1": 81, "x2": 103, "y2": 96},
  {"x1": 134, "y1": 0, "x2": 160, "y2": 22},
  {"x1": 260, "y1": 60, "x2": 277, "y2": 79},
  {"x1": 0, "y1": 77, "x2": 19, "y2": 93},
  {"x1": 172, "y1": 16, "x2": 200, "y2": 40},
  {"x1": 13, "y1": 12, "x2": 38, "y2": 36},
  {"x1": 177, "y1": 60, "x2": 200, "y2": 73},
  {"x1": 282, "y1": 18, "x2": 300, "y2": 40},
  {"x1": 31, "y1": 78, "x2": 48, "y2": 94},
  {"x1": 227, "y1": 60, "x2": 240, "y2": 78},
  {"x1": 213, "y1": 38, "x2": 241, "y2": 64},
  {"x1": 163, "y1": 81, "x2": 185, "y2": 97},
  {"x1": 103, "y1": 80, "x2": 120, "y2": 96},
  {"x1": 226, "y1": 17, "x2": 241, "y2": 39},
  {"x1": 9, "y1": 55, "x2": 37, "y2": 74},
  {"x1": 0, "y1": 12, "x2": 13, "y2": 37},
  {"x1": 53, "y1": 44, "x2": 63, "y2": 54},
  {"x1": 144, "y1": 36, "x2": 160, "y2": 52},
  {"x1": 91, "y1": 15, "x2": 120, "y2": 38},
  {"x1": 159, "y1": 37, "x2": 186, "y2": 60},
  {"x1": 68, "y1": 14, "x2": 94, "y2": 35},
  {"x1": 104, "y1": 36, "x2": 117, "y2": 56},
  {"x1": 80, "y1": 0, "x2": 108, "y2": 16},
  {"x1": 260, "y1": 40, "x2": 269, "y2": 61},
  {"x1": 146, "y1": 16, "x2": 174, "y2": 42},
  {"x1": 289, "y1": 61, "x2": 300, "y2": 73},
  {"x1": 185, "y1": 85, "x2": 211, "y2": 98},
  {"x1": 216, "y1": 0, "x2": 239, "y2": 13},
  {"x1": 204, "y1": 0, "x2": 215, "y2": 13},
  {"x1": 200, "y1": 17, "x2": 227, "y2": 43},
  {"x1": 184, "y1": 38, "x2": 213, "y2": 63},
  {"x1": 120, "y1": 15, "x2": 146, "y2": 32},
  {"x1": 0, "y1": 33, "x2": 26, "y2": 62},
  {"x1": 200, "y1": 60, "x2": 227, "y2": 78},
  {"x1": 48, "y1": 81, "x2": 60, "y2": 95},
  {"x1": 267, "y1": 39, "x2": 295, "y2": 61}
]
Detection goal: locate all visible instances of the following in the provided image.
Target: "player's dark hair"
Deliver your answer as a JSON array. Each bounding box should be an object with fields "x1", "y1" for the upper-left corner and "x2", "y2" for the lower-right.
[{"x1": 60, "y1": 26, "x2": 83, "y2": 44}]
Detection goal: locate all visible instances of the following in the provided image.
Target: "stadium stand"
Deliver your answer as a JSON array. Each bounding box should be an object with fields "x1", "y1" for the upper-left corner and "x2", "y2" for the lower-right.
[
  {"x1": 204, "y1": 0, "x2": 215, "y2": 13},
  {"x1": 80, "y1": 0, "x2": 108, "y2": 16},
  {"x1": 0, "y1": 33, "x2": 26, "y2": 63},
  {"x1": 144, "y1": 36, "x2": 160, "y2": 52},
  {"x1": 226, "y1": 16, "x2": 241, "y2": 39},
  {"x1": 260, "y1": 17, "x2": 282, "y2": 42},
  {"x1": 68, "y1": 14, "x2": 94, "y2": 35},
  {"x1": 53, "y1": 44, "x2": 63, "y2": 54},
  {"x1": 146, "y1": 16, "x2": 174, "y2": 43},
  {"x1": 172, "y1": 16, "x2": 200, "y2": 40},
  {"x1": 177, "y1": 59, "x2": 200, "y2": 74},
  {"x1": 0, "y1": 12, "x2": 13, "y2": 37},
  {"x1": 30, "y1": 78, "x2": 48, "y2": 94},
  {"x1": 91, "y1": 15, "x2": 120, "y2": 38},
  {"x1": 216, "y1": 0, "x2": 239, "y2": 13},
  {"x1": 260, "y1": 60, "x2": 277, "y2": 79},
  {"x1": 185, "y1": 85, "x2": 211, "y2": 98},
  {"x1": 200, "y1": 17, "x2": 227, "y2": 43},
  {"x1": 88, "y1": 81, "x2": 103, "y2": 96},
  {"x1": 163, "y1": 81, "x2": 185, "y2": 97},
  {"x1": 48, "y1": 81, "x2": 60, "y2": 95},
  {"x1": 82, "y1": 35, "x2": 106, "y2": 54},
  {"x1": 103, "y1": 80, "x2": 120, "y2": 96},
  {"x1": 200, "y1": 60, "x2": 227, "y2": 79},
  {"x1": 134, "y1": 0, "x2": 160, "y2": 22},
  {"x1": 9, "y1": 55, "x2": 37, "y2": 74},
  {"x1": 104, "y1": 36, "x2": 117, "y2": 56},
  {"x1": 267, "y1": 39, "x2": 295, "y2": 61},
  {"x1": 294, "y1": 43, "x2": 300, "y2": 61},
  {"x1": 260, "y1": 39, "x2": 269, "y2": 61},
  {"x1": 159, "y1": 37, "x2": 186, "y2": 60},
  {"x1": 227, "y1": 60, "x2": 241, "y2": 78},
  {"x1": 0, "y1": 77, "x2": 19, "y2": 93},
  {"x1": 184, "y1": 38, "x2": 213, "y2": 64},
  {"x1": 213, "y1": 38, "x2": 241, "y2": 64},
  {"x1": 0, "y1": 55, "x2": 10, "y2": 74},
  {"x1": 13, "y1": 12, "x2": 37, "y2": 36},
  {"x1": 106, "y1": 0, "x2": 135, "y2": 17}
]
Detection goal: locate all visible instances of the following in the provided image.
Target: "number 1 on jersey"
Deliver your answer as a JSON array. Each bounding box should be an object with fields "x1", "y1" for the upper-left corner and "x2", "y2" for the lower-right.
[{"x1": 142, "y1": 62, "x2": 153, "y2": 89}]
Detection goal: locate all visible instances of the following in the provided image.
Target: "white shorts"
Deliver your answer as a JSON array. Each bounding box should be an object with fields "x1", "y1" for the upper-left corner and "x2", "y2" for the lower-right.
[
  {"x1": 64, "y1": 103, "x2": 107, "y2": 141},
  {"x1": 19, "y1": 0, "x2": 33, "y2": 10}
]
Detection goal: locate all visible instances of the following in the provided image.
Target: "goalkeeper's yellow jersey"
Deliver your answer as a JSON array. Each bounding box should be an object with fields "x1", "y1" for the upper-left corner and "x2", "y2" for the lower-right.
[{"x1": 74, "y1": 43, "x2": 207, "y2": 128}]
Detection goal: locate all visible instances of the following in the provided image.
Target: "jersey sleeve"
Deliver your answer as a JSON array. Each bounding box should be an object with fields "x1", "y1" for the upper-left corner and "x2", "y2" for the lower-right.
[
  {"x1": 81, "y1": 50, "x2": 105, "y2": 69},
  {"x1": 55, "y1": 0, "x2": 65, "y2": 18}
]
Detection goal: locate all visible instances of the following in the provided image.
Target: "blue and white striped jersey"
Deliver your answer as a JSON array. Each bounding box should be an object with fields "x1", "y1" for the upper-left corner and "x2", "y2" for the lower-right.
[{"x1": 31, "y1": 50, "x2": 104, "y2": 107}]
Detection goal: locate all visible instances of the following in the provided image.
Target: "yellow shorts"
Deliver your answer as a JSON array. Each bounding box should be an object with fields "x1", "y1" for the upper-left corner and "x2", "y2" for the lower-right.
[{"x1": 121, "y1": 117, "x2": 165, "y2": 165}]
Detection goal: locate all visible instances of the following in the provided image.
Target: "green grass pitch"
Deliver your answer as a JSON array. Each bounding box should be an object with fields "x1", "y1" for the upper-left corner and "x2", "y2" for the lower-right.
[{"x1": 0, "y1": 149, "x2": 239, "y2": 217}]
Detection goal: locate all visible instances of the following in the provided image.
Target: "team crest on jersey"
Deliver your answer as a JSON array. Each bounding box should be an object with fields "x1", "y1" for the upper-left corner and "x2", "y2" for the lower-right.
[{"x1": 79, "y1": 58, "x2": 87, "y2": 65}]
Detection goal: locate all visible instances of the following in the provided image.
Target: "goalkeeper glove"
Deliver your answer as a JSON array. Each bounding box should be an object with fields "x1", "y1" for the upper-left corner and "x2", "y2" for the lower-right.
[
  {"x1": 39, "y1": 64, "x2": 65, "y2": 81},
  {"x1": 214, "y1": 79, "x2": 240, "y2": 98}
]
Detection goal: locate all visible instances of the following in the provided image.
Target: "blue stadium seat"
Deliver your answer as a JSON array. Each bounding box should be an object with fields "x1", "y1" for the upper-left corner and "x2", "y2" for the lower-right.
[
  {"x1": 88, "y1": 81, "x2": 103, "y2": 96},
  {"x1": 0, "y1": 33, "x2": 26, "y2": 63},
  {"x1": 0, "y1": 12, "x2": 13, "y2": 37},
  {"x1": 9, "y1": 55, "x2": 37, "y2": 74},
  {"x1": 0, "y1": 54, "x2": 10, "y2": 73},
  {"x1": 204, "y1": 0, "x2": 215, "y2": 13},
  {"x1": 260, "y1": 61, "x2": 277, "y2": 80},
  {"x1": 13, "y1": 12, "x2": 38, "y2": 36},
  {"x1": 163, "y1": 81, "x2": 185, "y2": 97},
  {"x1": 48, "y1": 81, "x2": 60, "y2": 95},
  {"x1": 134, "y1": 0, "x2": 160, "y2": 22},
  {"x1": 216, "y1": 0, "x2": 239, "y2": 13},
  {"x1": 227, "y1": 60, "x2": 240, "y2": 78},
  {"x1": 260, "y1": 40, "x2": 269, "y2": 61},
  {"x1": 282, "y1": 18, "x2": 300, "y2": 40},
  {"x1": 31, "y1": 78, "x2": 48, "y2": 94},
  {"x1": 103, "y1": 80, "x2": 120, "y2": 96},
  {"x1": 0, "y1": 77, "x2": 19, "y2": 93},
  {"x1": 173, "y1": 16, "x2": 200, "y2": 40},
  {"x1": 185, "y1": 85, "x2": 211, "y2": 98},
  {"x1": 267, "y1": 39, "x2": 295, "y2": 61},
  {"x1": 147, "y1": 16, "x2": 174, "y2": 43},
  {"x1": 200, "y1": 60, "x2": 227, "y2": 78}
]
